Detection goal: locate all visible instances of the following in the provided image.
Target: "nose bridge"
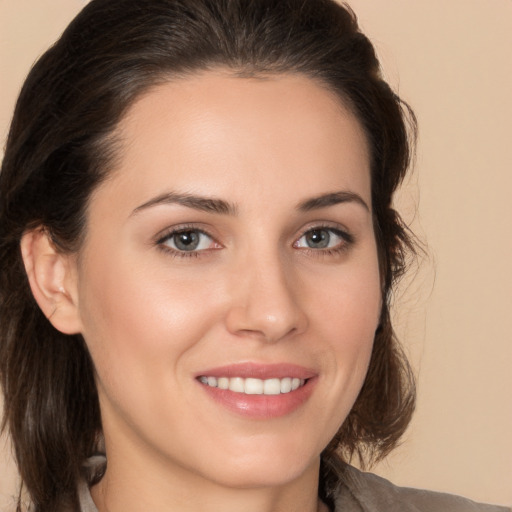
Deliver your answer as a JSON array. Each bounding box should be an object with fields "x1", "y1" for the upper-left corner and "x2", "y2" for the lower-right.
[{"x1": 225, "y1": 243, "x2": 306, "y2": 342}]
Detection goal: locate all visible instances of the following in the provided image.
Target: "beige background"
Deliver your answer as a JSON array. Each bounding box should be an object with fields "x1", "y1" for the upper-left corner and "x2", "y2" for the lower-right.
[{"x1": 1, "y1": 0, "x2": 511, "y2": 508}]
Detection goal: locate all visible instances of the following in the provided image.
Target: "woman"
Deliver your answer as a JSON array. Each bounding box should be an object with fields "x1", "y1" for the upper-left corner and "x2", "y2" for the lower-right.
[{"x1": 0, "y1": 1, "x2": 508, "y2": 511}]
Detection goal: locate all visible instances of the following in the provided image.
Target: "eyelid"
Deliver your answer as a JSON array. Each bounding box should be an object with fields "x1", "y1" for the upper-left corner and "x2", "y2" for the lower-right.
[
  {"x1": 153, "y1": 221, "x2": 354, "y2": 259},
  {"x1": 155, "y1": 224, "x2": 222, "y2": 256},
  {"x1": 295, "y1": 222, "x2": 353, "y2": 242},
  {"x1": 293, "y1": 223, "x2": 355, "y2": 252},
  {"x1": 155, "y1": 223, "x2": 215, "y2": 243}
]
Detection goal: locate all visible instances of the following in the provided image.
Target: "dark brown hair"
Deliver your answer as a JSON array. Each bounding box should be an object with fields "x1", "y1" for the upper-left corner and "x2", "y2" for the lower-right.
[{"x1": 0, "y1": 0, "x2": 416, "y2": 510}]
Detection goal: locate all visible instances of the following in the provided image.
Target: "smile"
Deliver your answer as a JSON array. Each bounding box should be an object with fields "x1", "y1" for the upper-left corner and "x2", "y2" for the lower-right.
[
  {"x1": 198, "y1": 376, "x2": 306, "y2": 395},
  {"x1": 196, "y1": 363, "x2": 317, "y2": 418}
]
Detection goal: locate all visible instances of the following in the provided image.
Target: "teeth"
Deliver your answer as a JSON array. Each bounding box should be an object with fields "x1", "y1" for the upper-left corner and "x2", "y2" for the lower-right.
[
  {"x1": 199, "y1": 376, "x2": 307, "y2": 395},
  {"x1": 263, "y1": 378, "x2": 281, "y2": 395},
  {"x1": 229, "y1": 377, "x2": 245, "y2": 393},
  {"x1": 218, "y1": 377, "x2": 229, "y2": 389},
  {"x1": 280, "y1": 377, "x2": 292, "y2": 394},
  {"x1": 244, "y1": 378, "x2": 263, "y2": 394}
]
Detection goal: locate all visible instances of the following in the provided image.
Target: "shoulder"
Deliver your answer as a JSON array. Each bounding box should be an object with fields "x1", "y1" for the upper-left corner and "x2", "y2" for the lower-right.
[{"x1": 333, "y1": 463, "x2": 510, "y2": 512}]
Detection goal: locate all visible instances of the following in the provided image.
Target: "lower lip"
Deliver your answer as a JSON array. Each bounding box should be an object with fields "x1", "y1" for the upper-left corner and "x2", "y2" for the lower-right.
[{"x1": 198, "y1": 378, "x2": 317, "y2": 419}]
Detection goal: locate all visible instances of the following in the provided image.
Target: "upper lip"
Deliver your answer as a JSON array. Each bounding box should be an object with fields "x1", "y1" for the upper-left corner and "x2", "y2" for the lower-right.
[{"x1": 196, "y1": 362, "x2": 317, "y2": 380}]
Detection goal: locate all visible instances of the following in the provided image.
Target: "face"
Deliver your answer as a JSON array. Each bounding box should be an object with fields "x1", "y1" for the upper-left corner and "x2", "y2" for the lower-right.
[{"x1": 72, "y1": 72, "x2": 381, "y2": 489}]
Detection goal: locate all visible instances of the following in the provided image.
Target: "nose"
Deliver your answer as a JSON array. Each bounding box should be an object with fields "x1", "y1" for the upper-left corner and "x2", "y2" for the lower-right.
[{"x1": 224, "y1": 251, "x2": 308, "y2": 343}]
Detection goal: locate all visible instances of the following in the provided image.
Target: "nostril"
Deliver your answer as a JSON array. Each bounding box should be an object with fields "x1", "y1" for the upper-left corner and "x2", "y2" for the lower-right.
[{"x1": 224, "y1": 267, "x2": 308, "y2": 342}]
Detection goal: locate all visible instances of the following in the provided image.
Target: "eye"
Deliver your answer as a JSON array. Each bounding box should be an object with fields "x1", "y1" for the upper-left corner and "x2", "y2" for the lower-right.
[
  {"x1": 158, "y1": 229, "x2": 217, "y2": 253},
  {"x1": 294, "y1": 227, "x2": 350, "y2": 250}
]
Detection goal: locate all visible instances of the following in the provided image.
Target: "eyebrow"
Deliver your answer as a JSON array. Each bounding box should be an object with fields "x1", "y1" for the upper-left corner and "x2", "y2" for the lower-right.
[
  {"x1": 132, "y1": 192, "x2": 238, "y2": 216},
  {"x1": 131, "y1": 189, "x2": 369, "y2": 217},
  {"x1": 297, "y1": 191, "x2": 370, "y2": 212}
]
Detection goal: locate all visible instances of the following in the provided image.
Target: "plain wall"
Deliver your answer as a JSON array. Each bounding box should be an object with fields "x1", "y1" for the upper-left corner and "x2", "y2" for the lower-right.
[{"x1": 1, "y1": 0, "x2": 511, "y2": 508}]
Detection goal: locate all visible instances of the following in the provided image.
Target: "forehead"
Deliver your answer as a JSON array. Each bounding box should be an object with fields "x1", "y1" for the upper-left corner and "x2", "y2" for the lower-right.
[{"x1": 95, "y1": 71, "x2": 371, "y2": 215}]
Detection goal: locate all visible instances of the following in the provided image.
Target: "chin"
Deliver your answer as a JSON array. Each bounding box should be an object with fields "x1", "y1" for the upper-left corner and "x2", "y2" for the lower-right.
[
  {"x1": 190, "y1": 437, "x2": 323, "y2": 489},
  {"x1": 207, "y1": 462, "x2": 317, "y2": 490}
]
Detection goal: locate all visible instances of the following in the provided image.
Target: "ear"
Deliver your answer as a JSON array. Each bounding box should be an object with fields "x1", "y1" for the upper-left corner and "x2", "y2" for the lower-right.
[{"x1": 20, "y1": 228, "x2": 83, "y2": 335}]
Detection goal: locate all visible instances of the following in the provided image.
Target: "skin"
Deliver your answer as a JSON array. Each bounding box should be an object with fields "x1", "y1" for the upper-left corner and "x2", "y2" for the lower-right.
[{"x1": 24, "y1": 72, "x2": 381, "y2": 512}]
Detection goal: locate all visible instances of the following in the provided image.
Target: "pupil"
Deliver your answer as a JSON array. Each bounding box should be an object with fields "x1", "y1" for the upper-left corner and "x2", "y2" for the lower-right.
[
  {"x1": 175, "y1": 231, "x2": 199, "y2": 251},
  {"x1": 307, "y1": 229, "x2": 329, "y2": 248}
]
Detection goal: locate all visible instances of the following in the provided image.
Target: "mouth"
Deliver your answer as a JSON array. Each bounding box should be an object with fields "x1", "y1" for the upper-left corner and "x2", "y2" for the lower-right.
[
  {"x1": 196, "y1": 363, "x2": 317, "y2": 419},
  {"x1": 198, "y1": 376, "x2": 307, "y2": 395}
]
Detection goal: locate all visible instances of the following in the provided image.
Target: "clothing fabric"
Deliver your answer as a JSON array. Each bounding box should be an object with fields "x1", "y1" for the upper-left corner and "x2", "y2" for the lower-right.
[
  {"x1": 332, "y1": 464, "x2": 510, "y2": 512},
  {"x1": 77, "y1": 458, "x2": 510, "y2": 512}
]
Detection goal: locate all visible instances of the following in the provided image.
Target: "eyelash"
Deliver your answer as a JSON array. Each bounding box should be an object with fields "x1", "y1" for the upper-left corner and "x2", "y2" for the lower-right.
[
  {"x1": 156, "y1": 225, "x2": 217, "y2": 259},
  {"x1": 294, "y1": 225, "x2": 354, "y2": 258},
  {"x1": 155, "y1": 224, "x2": 354, "y2": 259}
]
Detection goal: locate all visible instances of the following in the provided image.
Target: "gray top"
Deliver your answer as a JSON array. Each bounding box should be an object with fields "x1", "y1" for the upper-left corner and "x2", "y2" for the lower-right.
[
  {"x1": 332, "y1": 464, "x2": 510, "y2": 512},
  {"x1": 77, "y1": 460, "x2": 510, "y2": 512}
]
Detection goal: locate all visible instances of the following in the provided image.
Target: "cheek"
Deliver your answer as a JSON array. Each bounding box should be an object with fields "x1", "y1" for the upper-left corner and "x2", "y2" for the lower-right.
[
  {"x1": 306, "y1": 252, "x2": 381, "y2": 393},
  {"x1": 309, "y1": 252, "x2": 381, "y2": 338},
  {"x1": 76, "y1": 251, "x2": 223, "y2": 392},
  {"x1": 290, "y1": 262, "x2": 380, "y2": 454}
]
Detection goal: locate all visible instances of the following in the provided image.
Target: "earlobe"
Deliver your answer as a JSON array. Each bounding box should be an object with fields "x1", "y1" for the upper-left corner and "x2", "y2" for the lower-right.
[{"x1": 20, "y1": 228, "x2": 83, "y2": 335}]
